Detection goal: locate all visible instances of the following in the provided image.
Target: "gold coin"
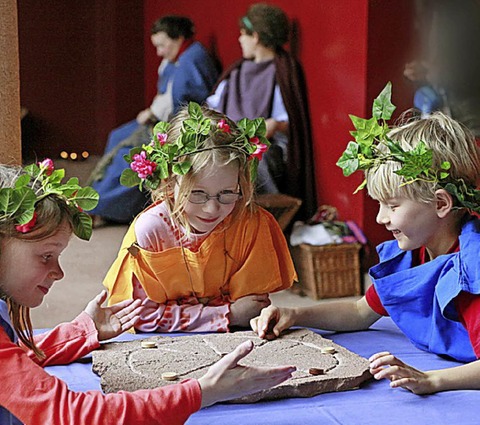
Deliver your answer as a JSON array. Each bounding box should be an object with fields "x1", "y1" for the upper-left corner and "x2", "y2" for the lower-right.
[{"x1": 309, "y1": 368, "x2": 325, "y2": 375}]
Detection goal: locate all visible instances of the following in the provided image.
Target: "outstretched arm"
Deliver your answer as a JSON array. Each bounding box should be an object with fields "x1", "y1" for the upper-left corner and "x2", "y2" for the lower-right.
[
  {"x1": 369, "y1": 352, "x2": 480, "y2": 394},
  {"x1": 198, "y1": 340, "x2": 296, "y2": 407},
  {"x1": 251, "y1": 296, "x2": 381, "y2": 339},
  {"x1": 27, "y1": 290, "x2": 143, "y2": 366}
]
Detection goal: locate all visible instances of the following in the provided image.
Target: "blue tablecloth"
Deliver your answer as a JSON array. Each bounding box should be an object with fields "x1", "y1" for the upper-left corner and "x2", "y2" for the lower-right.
[{"x1": 43, "y1": 318, "x2": 480, "y2": 425}]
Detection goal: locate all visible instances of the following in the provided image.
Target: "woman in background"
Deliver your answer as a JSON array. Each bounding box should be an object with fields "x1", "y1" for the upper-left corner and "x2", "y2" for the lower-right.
[{"x1": 89, "y1": 15, "x2": 219, "y2": 225}]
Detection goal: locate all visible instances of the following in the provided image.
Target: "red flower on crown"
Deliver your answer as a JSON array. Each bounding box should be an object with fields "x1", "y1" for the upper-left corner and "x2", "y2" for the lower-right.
[
  {"x1": 250, "y1": 144, "x2": 268, "y2": 161},
  {"x1": 130, "y1": 151, "x2": 157, "y2": 179},
  {"x1": 156, "y1": 133, "x2": 168, "y2": 145},
  {"x1": 249, "y1": 137, "x2": 268, "y2": 161},
  {"x1": 15, "y1": 212, "x2": 38, "y2": 233},
  {"x1": 38, "y1": 158, "x2": 54, "y2": 176},
  {"x1": 217, "y1": 119, "x2": 231, "y2": 134}
]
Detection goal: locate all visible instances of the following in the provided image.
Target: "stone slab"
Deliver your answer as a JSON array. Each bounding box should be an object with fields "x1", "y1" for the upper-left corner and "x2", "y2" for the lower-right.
[{"x1": 92, "y1": 329, "x2": 372, "y2": 403}]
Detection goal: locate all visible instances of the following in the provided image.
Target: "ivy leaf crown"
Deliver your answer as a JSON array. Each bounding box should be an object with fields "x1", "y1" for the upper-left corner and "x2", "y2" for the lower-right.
[
  {"x1": 0, "y1": 160, "x2": 100, "y2": 241},
  {"x1": 336, "y1": 82, "x2": 480, "y2": 213},
  {"x1": 120, "y1": 102, "x2": 270, "y2": 192}
]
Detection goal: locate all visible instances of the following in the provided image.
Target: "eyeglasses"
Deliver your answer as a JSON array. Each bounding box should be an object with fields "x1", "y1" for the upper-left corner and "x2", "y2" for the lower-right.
[{"x1": 188, "y1": 190, "x2": 242, "y2": 205}]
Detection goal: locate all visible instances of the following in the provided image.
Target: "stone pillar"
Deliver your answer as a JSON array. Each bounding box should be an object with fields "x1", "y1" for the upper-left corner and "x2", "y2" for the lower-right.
[{"x1": 0, "y1": 0, "x2": 22, "y2": 164}]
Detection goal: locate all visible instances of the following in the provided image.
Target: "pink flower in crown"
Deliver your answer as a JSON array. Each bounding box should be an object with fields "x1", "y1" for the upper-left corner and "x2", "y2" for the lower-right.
[
  {"x1": 250, "y1": 136, "x2": 260, "y2": 145},
  {"x1": 156, "y1": 133, "x2": 168, "y2": 145},
  {"x1": 130, "y1": 151, "x2": 157, "y2": 179},
  {"x1": 15, "y1": 212, "x2": 38, "y2": 233},
  {"x1": 38, "y1": 158, "x2": 54, "y2": 176},
  {"x1": 217, "y1": 119, "x2": 231, "y2": 134},
  {"x1": 250, "y1": 143, "x2": 268, "y2": 161}
]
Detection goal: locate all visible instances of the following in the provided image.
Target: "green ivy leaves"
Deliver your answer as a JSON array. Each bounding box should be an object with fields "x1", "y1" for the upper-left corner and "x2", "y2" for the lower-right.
[
  {"x1": 372, "y1": 81, "x2": 396, "y2": 120},
  {"x1": 120, "y1": 102, "x2": 270, "y2": 192},
  {"x1": 0, "y1": 186, "x2": 36, "y2": 225},
  {"x1": 336, "y1": 81, "x2": 445, "y2": 186},
  {"x1": 336, "y1": 82, "x2": 480, "y2": 213},
  {"x1": 0, "y1": 163, "x2": 99, "y2": 241},
  {"x1": 337, "y1": 82, "x2": 395, "y2": 180}
]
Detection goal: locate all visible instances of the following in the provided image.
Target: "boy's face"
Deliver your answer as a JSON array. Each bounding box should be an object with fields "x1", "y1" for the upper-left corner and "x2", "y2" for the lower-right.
[
  {"x1": 0, "y1": 223, "x2": 71, "y2": 308},
  {"x1": 375, "y1": 197, "x2": 441, "y2": 252}
]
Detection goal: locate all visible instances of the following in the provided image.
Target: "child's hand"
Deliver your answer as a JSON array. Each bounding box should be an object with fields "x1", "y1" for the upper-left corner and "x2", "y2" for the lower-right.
[
  {"x1": 229, "y1": 294, "x2": 271, "y2": 328},
  {"x1": 250, "y1": 305, "x2": 295, "y2": 339},
  {"x1": 136, "y1": 108, "x2": 153, "y2": 125},
  {"x1": 369, "y1": 351, "x2": 435, "y2": 394},
  {"x1": 198, "y1": 340, "x2": 296, "y2": 407},
  {"x1": 84, "y1": 290, "x2": 143, "y2": 341}
]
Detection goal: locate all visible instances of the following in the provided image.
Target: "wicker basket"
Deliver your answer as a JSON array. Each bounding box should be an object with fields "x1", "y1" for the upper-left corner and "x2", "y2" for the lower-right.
[
  {"x1": 291, "y1": 243, "x2": 362, "y2": 299},
  {"x1": 256, "y1": 193, "x2": 302, "y2": 231}
]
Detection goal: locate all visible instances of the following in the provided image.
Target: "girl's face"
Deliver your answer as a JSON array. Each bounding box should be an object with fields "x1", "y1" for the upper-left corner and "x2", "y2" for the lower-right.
[
  {"x1": 376, "y1": 196, "x2": 442, "y2": 253},
  {"x1": 177, "y1": 163, "x2": 240, "y2": 234},
  {"x1": 238, "y1": 29, "x2": 257, "y2": 59},
  {"x1": 0, "y1": 223, "x2": 71, "y2": 308},
  {"x1": 151, "y1": 31, "x2": 183, "y2": 61}
]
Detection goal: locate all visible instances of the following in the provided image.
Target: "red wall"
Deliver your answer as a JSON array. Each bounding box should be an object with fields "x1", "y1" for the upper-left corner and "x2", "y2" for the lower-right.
[
  {"x1": 144, "y1": 0, "x2": 415, "y2": 259},
  {"x1": 17, "y1": 0, "x2": 415, "y2": 258},
  {"x1": 18, "y1": 0, "x2": 145, "y2": 159}
]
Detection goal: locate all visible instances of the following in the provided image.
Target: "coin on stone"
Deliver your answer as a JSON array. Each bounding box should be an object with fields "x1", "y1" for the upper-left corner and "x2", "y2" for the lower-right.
[
  {"x1": 321, "y1": 346, "x2": 336, "y2": 354},
  {"x1": 161, "y1": 372, "x2": 179, "y2": 381},
  {"x1": 141, "y1": 341, "x2": 157, "y2": 349},
  {"x1": 309, "y1": 368, "x2": 325, "y2": 375}
]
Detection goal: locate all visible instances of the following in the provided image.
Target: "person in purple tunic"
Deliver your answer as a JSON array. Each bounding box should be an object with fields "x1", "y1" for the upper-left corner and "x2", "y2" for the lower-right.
[{"x1": 207, "y1": 3, "x2": 317, "y2": 220}]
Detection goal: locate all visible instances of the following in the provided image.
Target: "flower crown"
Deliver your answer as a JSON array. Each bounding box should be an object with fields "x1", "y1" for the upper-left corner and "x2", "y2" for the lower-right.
[
  {"x1": 336, "y1": 82, "x2": 480, "y2": 213},
  {"x1": 0, "y1": 159, "x2": 99, "y2": 240},
  {"x1": 120, "y1": 102, "x2": 270, "y2": 192}
]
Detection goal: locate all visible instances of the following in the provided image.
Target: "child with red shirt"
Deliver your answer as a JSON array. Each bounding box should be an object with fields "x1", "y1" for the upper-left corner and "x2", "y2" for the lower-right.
[
  {"x1": 251, "y1": 84, "x2": 480, "y2": 395},
  {"x1": 0, "y1": 162, "x2": 295, "y2": 424}
]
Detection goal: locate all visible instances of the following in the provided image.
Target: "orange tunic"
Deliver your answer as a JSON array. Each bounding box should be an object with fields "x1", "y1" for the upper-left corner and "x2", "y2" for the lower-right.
[{"x1": 104, "y1": 207, "x2": 296, "y2": 306}]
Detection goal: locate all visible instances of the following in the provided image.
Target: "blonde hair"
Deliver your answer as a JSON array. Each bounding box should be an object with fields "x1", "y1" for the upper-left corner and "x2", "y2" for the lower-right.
[
  {"x1": 366, "y1": 111, "x2": 480, "y2": 205},
  {"x1": 151, "y1": 105, "x2": 256, "y2": 233},
  {"x1": 0, "y1": 166, "x2": 75, "y2": 359}
]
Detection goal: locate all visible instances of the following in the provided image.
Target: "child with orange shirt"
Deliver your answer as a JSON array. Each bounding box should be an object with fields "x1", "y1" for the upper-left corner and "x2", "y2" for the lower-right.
[{"x1": 104, "y1": 103, "x2": 296, "y2": 332}]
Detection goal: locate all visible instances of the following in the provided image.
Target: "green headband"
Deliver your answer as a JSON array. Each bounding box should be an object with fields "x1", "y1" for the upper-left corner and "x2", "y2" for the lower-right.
[
  {"x1": 336, "y1": 82, "x2": 480, "y2": 213},
  {"x1": 0, "y1": 160, "x2": 99, "y2": 240},
  {"x1": 242, "y1": 16, "x2": 255, "y2": 32},
  {"x1": 120, "y1": 102, "x2": 270, "y2": 192}
]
